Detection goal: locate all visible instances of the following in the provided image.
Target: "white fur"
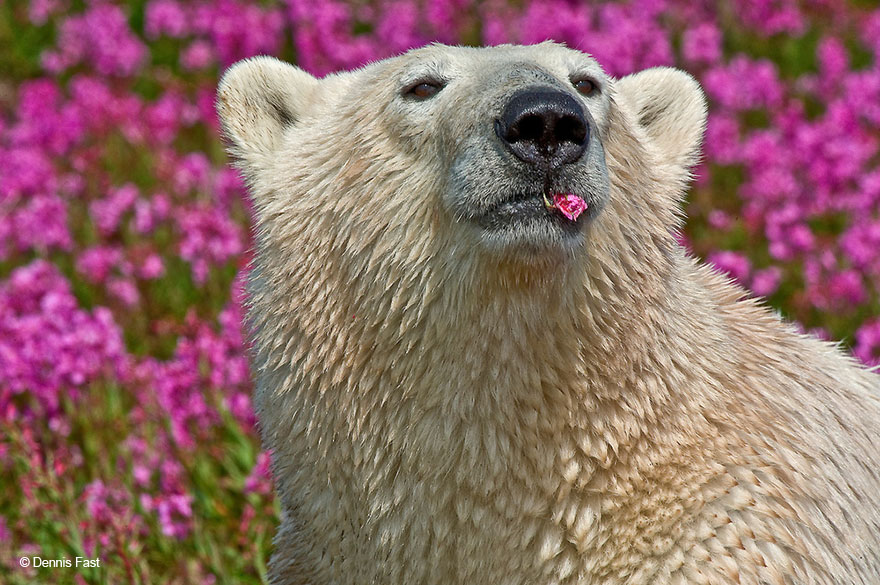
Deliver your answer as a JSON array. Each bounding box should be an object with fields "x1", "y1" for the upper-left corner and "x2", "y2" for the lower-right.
[{"x1": 218, "y1": 44, "x2": 880, "y2": 585}]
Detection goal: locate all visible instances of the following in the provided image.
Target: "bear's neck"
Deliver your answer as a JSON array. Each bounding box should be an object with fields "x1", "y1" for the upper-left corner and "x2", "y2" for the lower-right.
[
  {"x1": 253, "y1": 158, "x2": 720, "y2": 492},
  {"x1": 375, "y1": 226, "x2": 711, "y2": 479}
]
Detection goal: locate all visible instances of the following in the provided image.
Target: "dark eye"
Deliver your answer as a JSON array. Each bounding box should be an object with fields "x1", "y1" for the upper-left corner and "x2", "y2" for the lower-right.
[
  {"x1": 572, "y1": 77, "x2": 597, "y2": 97},
  {"x1": 404, "y1": 79, "x2": 445, "y2": 100}
]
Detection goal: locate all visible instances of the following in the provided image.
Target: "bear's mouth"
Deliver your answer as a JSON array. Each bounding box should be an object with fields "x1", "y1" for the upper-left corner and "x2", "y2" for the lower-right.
[
  {"x1": 542, "y1": 192, "x2": 588, "y2": 220},
  {"x1": 476, "y1": 191, "x2": 589, "y2": 233}
]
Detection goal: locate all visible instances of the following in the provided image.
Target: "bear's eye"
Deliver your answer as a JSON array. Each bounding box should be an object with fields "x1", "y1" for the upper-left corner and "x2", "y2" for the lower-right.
[
  {"x1": 404, "y1": 79, "x2": 445, "y2": 100},
  {"x1": 572, "y1": 77, "x2": 598, "y2": 97}
]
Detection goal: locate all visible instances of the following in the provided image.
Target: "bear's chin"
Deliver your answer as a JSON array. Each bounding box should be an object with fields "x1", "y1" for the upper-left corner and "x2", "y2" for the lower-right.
[
  {"x1": 476, "y1": 222, "x2": 587, "y2": 260},
  {"x1": 471, "y1": 192, "x2": 591, "y2": 256}
]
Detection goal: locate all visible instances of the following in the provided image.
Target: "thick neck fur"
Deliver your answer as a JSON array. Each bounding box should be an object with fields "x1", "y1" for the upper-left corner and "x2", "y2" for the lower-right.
[
  {"x1": 245, "y1": 101, "x2": 757, "y2": 585},
  {"x1": 249, "y1": 100, "x2": 722, "y2": 492}
]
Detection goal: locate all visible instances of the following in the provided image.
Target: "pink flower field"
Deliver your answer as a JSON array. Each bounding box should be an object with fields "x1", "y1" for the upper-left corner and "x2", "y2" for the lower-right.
[{"x1": 1, "y1": 0, "x2": 879, "y2": 583}]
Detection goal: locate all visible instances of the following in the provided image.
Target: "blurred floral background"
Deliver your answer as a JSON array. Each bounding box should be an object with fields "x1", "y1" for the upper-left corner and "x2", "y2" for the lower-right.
[{"x1": 1, "y1": 0, "x2": 879, "y2": 583}]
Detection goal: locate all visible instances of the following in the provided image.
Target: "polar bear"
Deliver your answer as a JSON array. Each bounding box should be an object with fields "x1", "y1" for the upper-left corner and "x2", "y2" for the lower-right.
[{"x1": 217, "y1": 43, "x2": 880, "y2": 585}]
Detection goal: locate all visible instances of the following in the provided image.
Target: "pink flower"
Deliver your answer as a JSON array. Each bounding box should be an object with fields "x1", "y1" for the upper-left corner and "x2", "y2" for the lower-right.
[
  {"x1": 551, "y1": 193, "x2": 587, "y2": 221},
  {"x1": 90, "y1": 184, "x2": 139, "y2": 236},
  {"x1": 181, "y1": 40, "x2": 215, "y2": 70},
  {"x1": 682, "y1": 23, "x2": 721, "y2": 65},
  {"x1": 855, "y1": 319, "x2": 880, "y2": 365},
  {"x1": 145, "y1": 0, "x2": 189, "y2": 39},
  {"x1": 76, "y1": 246, "x2": 123, "y2": 283},
  {"x1": 750, "y1": 267, "x2": 782, "y2": 297},
  {"x1": 707, "y1": 210, "x2": 732, "y2": 230},
  {"x1": 732, "y1": 0, "x2": 805, "y2": 36},
  {"x1": 705, "y1": 114, "x2": 741, "y2": 165},
  {"x1": 244, "y1": 451, "x2": 273, "y2": 495},
  {"x1": 108, "y1": 278, "x2": 140, "y2": 307},
  {"x1": 0, "y1": 261, "x2": 128, "y2": 419},
  {"x1": 43, "y1": 4, "x2": 147, "y2": 76},
  {"x1": 28, "y1": 0, "x2": 64, "y2": 25},
  {"x1": 139, "y1": 254, "x2": 166, "y2": 280},
  {"x1": 707, "y1": 251, "x2": 752, "y2": 284},
  {"x1": 176, "y1": 205, "x2": 244, "y2": 284},
  {"x1": 13, "y1": 194, "x2": 72, "y2": 253},
  {"x1": 143, "y1": 492, "x2": 193, "y2": 540}
]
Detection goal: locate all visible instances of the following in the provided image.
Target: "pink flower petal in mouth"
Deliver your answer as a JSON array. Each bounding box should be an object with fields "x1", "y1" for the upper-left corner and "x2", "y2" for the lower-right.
[{"x1": 547, "y1": 193, "x2": 587, "y2": 221}]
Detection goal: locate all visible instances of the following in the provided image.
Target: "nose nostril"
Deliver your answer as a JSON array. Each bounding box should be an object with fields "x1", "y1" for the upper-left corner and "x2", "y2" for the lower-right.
[
  {"x1": 511, "y1": 114, "x2": 544, "y2": 143},
  {"x1": 556, "y1": 115, "x2": 587, "y2": 145}
]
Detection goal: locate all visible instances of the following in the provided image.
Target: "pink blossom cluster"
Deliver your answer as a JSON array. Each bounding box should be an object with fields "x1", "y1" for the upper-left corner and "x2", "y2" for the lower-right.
[
  {"x1": 0, "y1": 261, "x2": 128, "y2": 424},
  {"x1": 2, "y1": 0, "x2": 879, "y2": 581}
]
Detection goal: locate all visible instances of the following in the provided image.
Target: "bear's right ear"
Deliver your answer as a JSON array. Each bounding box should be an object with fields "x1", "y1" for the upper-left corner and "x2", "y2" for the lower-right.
[{"x1": 217, "y1": 56, "x2": 319, "y2": 162}]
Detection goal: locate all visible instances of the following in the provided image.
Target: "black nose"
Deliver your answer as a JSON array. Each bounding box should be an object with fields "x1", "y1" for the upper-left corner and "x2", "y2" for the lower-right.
[{"x1": 495, "y1": 88, "x2": 589, "y2": 169}]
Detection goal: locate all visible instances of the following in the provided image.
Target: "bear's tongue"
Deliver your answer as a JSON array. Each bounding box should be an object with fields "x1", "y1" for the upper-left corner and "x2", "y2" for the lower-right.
[{"x1": 542, "y1": 193, "x2": 587, "y2": 221}]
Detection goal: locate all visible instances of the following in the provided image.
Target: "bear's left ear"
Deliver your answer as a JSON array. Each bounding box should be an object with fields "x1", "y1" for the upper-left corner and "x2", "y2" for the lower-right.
[
  {"x1": 614, "y1": 67, "x2": 707, "y2": 171},
  {"x1": 217, "y1": 56, "x2": 320, "y2": 164}
]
